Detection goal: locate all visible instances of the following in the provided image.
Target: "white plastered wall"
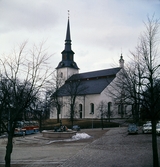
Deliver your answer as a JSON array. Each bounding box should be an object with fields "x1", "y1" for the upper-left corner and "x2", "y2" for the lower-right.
[{"x1": 57, "y1": 67, "x2": 79, "y2": 81}]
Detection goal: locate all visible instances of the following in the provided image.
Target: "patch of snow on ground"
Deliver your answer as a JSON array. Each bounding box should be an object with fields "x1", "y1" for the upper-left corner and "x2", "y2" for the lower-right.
[
  {"x1": 46, "y1": 133, "x2": 91, "y2": 144},
  {"x1": 72, "y1": 133, "x2": 91, "y2": 140}
]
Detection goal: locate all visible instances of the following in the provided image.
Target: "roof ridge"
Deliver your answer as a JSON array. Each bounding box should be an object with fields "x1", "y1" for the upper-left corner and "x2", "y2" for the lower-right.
[
  {"x1": 67, "y1": 67, "x2": 121, "y2": 81},
  {"x1": 73, "y1": 67, "x2": 121, "y2": 76}
]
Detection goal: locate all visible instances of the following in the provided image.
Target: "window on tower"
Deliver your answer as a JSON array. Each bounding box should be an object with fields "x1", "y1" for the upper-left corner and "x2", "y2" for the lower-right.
[
  {"x1": 63, "y1": 55, "x2": 67, "y2": 60},
  {"x1": 70, "y1": 55, "x2": 73, "y2": 60}
]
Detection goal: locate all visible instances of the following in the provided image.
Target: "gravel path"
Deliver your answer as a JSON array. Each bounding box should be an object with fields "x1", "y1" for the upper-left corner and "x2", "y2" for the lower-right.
[{"x1": 0, "y1": 127, "x2": 160, "y2": 167}]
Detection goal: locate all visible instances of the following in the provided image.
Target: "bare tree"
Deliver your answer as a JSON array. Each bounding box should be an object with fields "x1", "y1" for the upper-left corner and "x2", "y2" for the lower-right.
[
  {"x1": 107, "y1": 60, "x2": 144, "y2": 122},
  {"x1": 50, "y1": 74, "x2": 65, "y2": 123},
  {"x1": 58, "y1": 78, "x2": 88, "y2": 127},
  {"x1": 29, "y1": 94, "x2": 50, "y2": 132},
  {"x1": 109, "y1": 16, "x2": 160, "y2": 167},
  {"x1": 67, "y1": 81, "x2": 86, "y2": 127},
  {"x1": 0, "y1": 42, "x2": 52, "y2": 167},
  {"x1": 97, "y1": 101, "x2": 113, "y2": 130},
  {"x1": 97, "y1": 101, "x2": 107, "y2": 130},
  {"x1": 138, "y1": 16, "x2": 160, "y2": 167}
]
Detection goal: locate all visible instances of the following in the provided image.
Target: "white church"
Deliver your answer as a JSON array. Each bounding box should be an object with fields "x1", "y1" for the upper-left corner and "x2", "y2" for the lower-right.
[{"x1": 50, "y1": 18, "x2": 130, "y2": 119}]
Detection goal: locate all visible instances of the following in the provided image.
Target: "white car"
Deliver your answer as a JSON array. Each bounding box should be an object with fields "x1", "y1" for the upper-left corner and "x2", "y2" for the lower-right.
[
  {"x1": 156, "y1": 123, "x2": 160, "y2": 135},
  {"x1": 142, "y1": 123, "x2": 152, "y2": 134}
]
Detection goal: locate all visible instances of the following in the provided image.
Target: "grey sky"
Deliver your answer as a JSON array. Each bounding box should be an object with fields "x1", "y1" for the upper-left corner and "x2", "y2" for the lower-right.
[{"x1": 0, "y1": 0, "x2": 160, "y2": 73}]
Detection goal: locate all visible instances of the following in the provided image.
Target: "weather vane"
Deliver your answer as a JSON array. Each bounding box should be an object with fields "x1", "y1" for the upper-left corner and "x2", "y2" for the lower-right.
[
  {"x1": 121, "y1": 47, "x2": 123, "y2": 56},
  {"x1": 68, "y1": 10, "x2": 70, "y2": 19}
]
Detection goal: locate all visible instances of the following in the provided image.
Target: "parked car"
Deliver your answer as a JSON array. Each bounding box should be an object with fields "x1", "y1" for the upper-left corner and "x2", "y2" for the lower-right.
[
  {"x1": 142, "y1": 123, "x2": 152, "y2": 134},
  {"x1": 156, "y1": 123, "x2": 160, "y2": 135},
  {"x1": 128, "y1": 124, "x2": 138, "y2": 134},
  {"x1": 72, "y1": 125, "x2": 80, "y2": 131}
]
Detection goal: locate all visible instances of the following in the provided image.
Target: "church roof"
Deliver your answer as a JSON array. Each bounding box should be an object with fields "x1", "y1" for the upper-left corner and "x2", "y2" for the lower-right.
[
  {"x1": 56, "y1": 67, "x2": 121, "y2": 96},
  {"x1": 68, "y1": 67, "x2": 121, "y2": 81}
]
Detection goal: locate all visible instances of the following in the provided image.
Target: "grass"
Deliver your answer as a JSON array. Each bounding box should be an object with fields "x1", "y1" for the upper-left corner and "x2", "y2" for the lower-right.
[{"x1": 42, "y1": 118, "x2": 119, "y2": 130}]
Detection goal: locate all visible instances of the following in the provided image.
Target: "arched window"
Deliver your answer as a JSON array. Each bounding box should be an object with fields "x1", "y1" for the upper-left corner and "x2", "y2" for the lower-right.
[
  {"x1": 118, "y1": 104, "x2": 124, "y2": 116},
  {"x1": 60, "y1": 72, "x2": 63, "y2": 78},
  {"x1": 79, "y1": 104, "x2": 82, "y2": 111},
  {"x1": 124, "y1": 105, "x2": 127, "y2": 114},
  {"x1": 90, "y1": 103, "x2": 94, "y2": 114},
  {"x1": 79, "y1": 104, "x2": 82, "y2": 119},
  {"x1": 108, "y1": 102, "x2": 112, "y2": 113}
]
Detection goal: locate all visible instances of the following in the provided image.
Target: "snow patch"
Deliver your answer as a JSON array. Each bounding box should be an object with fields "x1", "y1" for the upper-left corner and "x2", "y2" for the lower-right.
[
  {"x1": 72, "y1": 133, "x2": 91, "y2": 140},
  {"x1": 46, "y1": 133, "x2": 91, "y2": 144}
]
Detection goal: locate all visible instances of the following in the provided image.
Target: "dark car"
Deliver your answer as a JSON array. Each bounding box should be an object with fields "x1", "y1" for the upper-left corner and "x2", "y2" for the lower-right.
[
  {"x1": 128, "y1": 124, "x2": 138, "y2": 134},
  {"x1": 72, "y1": 125, "x2": 80, "y2": 131}
]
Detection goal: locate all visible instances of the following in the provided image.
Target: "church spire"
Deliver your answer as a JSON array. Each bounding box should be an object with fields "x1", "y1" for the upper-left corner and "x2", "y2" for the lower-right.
[
  {"x1": 64, "y1": 18, "x2": 72, "y2": 51},
  {"x1": 56, "y1": 13, "x2": 79, "y2": 70}
]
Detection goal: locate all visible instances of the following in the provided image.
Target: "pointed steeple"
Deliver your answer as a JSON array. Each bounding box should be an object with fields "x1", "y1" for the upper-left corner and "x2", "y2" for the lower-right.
[
  {"x1": 119, "y1": 53, "x2": 124, "y2": 68},
  {"x1": 56, "y1": 16, "x2": 79, "y2": 70},
  {"x1": 64, "y1": 19, "x2": 72, "y2": 51}
]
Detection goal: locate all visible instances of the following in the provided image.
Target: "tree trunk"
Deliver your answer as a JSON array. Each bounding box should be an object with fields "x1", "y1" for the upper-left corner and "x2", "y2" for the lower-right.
[
  {"x1": 108, "y1": 116, "x2": 111, "y2": 123},
  {"x1": 70, "y1": 104, "x2": 74, "y2": 127},
  {"x1": 57, "y1": 111, "x2": 60, "y2": 123},
  {"x1": 39, "y1": 114, "x2": 42, "y2": 133},
  {"x1": 101, "y1": 117, "x2": 104, "y2": 130},
  {"x1": 5, "y1": 131, "x2": 13, "y2": 167},
  {"x1": 57, "y1": 105, "x2": 60, "y2": 123},
  {"x1": 0, "y1": 119, "x2": 2, "y2": 136},
  {"x1": 71, "y1": 111, "x2": 74, "y2": 127},
  {"x1": 152, "y1": 120, "x2": 159, "y2": 167}
]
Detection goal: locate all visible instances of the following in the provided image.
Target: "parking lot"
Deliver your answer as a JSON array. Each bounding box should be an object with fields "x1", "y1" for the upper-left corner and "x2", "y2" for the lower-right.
[{"x1": 0, "y1": 127, "x2": 160, "y2": 167}]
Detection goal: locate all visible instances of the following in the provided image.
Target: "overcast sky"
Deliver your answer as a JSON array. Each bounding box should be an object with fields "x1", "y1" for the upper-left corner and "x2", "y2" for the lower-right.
[{"x1": 0, "y1": 0, "x2": 160, "y2": 73}]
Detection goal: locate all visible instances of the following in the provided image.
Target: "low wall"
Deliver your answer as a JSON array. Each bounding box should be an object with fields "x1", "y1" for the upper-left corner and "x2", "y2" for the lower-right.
[{"x1": 42, "y1": 130, "x2": 77, "y2": 139}]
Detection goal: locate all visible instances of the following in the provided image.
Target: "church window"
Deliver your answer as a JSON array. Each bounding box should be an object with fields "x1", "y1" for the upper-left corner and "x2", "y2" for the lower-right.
[
  {"x1": 124, "y1": 105, "x2": 127, "y2": 114},
  {"x1": 90, "y1": 103, "x2": 94, "y2": 114},
  {"x1": 60, "y1": 72, "x2": 63, "y2": 78},
  {"x1": 118, "y1": 104, "x2": 124, "y2": 115},
  {"x1": 79, "y1": 104, "x2": 82, "y2": 111},
  {"x1": 63, "y1": 55, "x2": 67, "y2": 60},
  {"x1": 70, "y1": 55, "x2": 73, "y2": 60},
  {"x1": 79, "y1": 104, "x2": 82, "y2": 119},
  {"x1": 108, "y1": 102, "x2": 112, "y2": 113}
]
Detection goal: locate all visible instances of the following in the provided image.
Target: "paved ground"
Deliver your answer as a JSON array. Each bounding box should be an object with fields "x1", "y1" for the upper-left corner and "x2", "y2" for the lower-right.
[
  {"x1": 0, "y1": 127, "x2": 160, "y2": 167},
  {"x1": 59, "y1": 127, "x2": 160, "y2": 167},
  {"x1": 0, "y1": 129, "x2": 107, "y2": 167}
]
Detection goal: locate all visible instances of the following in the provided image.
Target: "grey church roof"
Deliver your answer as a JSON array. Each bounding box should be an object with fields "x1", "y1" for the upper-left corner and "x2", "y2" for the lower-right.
[{"x1": 56, "y1": 67, "x2": 121, "y2": 96}]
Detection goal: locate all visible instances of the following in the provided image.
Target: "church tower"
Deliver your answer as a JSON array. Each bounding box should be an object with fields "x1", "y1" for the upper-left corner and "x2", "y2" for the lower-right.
[
  {"x1": 119, "y1": 54, "x2": 124, "y2": 68},
  {"x1": 56, "y1": 17, "x2": 79, "y2": 81}
]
